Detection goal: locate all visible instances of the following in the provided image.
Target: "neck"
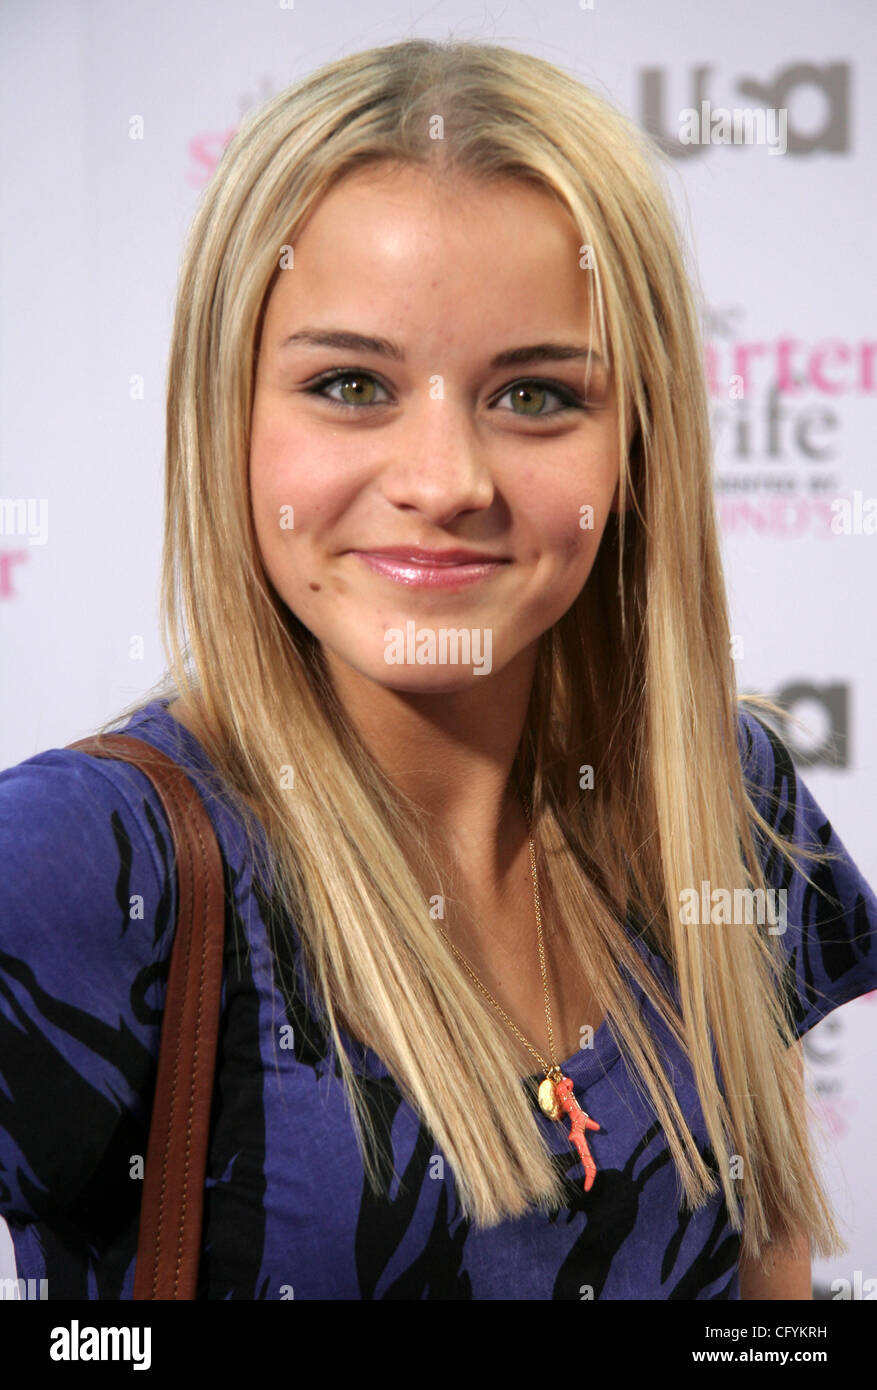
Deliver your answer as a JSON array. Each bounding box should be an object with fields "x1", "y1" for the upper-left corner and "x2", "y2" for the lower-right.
[{"x1": 322, "y1": 641, "x2": 538, "y2": 896}]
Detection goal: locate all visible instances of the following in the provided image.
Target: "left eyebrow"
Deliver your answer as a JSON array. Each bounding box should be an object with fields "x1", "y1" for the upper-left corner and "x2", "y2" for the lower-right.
[
  {"x1": 277, "y1": 327, "x2": 607, "y2": 371},
  {"x1": 489, "y1": 342, "x2": 607, "y2": 371}
]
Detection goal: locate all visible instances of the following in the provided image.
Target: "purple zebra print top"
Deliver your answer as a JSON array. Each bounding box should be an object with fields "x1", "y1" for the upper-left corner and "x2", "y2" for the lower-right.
[{"x1": 0, "y1": 699, "x2": 874, "y2": 1299}]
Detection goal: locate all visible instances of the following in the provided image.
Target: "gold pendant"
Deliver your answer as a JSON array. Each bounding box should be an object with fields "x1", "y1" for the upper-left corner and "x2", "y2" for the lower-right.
[{"x1": 537, "y1": 1075, "x2": 562, "y2": 1121}]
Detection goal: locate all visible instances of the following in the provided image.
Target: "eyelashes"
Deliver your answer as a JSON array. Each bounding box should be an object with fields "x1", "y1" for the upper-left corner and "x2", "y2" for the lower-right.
[{"x1": 304, "y1": 368, "x2": 591, "y2": 418}]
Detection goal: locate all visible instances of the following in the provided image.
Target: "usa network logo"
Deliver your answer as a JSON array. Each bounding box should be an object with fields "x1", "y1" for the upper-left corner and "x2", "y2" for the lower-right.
[
  {"x1": 640, "y1": 60, "x2": 850, "y2": 158},
  {"x1": 744, "y1": 681, "x2": 849, "y2": 769}
]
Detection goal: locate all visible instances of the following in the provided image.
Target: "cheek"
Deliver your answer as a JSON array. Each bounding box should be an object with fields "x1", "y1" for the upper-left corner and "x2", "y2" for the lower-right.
[
  {"x1": 524, "y1": 479, "x2": 614, "y2": 576},
  {"x1": 249, "y1": 416, "x2": 342, "y2": 558},
  {"x1": 248, "y1": 427, "x2": 331, "y2": 619}
]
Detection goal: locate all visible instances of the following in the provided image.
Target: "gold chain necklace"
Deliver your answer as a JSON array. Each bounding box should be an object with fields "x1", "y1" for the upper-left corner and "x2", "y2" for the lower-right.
[{"x1": 435, "y1": 795, "x2": 601, "y2": 1193}]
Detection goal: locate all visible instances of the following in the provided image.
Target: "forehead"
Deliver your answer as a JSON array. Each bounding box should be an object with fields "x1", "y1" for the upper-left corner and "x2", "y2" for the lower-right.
[{"x1": 262, "y1": 165, "x2": 598, "y2": 339}]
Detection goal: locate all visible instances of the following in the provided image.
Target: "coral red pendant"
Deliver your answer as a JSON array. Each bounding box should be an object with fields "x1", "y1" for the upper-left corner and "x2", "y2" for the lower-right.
[{"x1": 537, "y1": 1069, "x2": 600, "y2": 1192}]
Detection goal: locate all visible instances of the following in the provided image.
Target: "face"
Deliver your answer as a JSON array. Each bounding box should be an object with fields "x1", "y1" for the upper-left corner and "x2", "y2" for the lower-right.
[{"x1": 249, "y1": 163, "x2": 625, "y2": 695}]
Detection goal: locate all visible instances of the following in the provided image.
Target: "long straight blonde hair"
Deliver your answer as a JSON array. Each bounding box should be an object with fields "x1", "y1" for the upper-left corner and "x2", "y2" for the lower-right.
[{"x1": 105, "y1": 38, "x2": 843, "y2": 1262}]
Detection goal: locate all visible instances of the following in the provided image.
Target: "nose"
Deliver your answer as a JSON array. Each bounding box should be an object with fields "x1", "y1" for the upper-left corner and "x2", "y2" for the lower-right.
[{"x1": 377, "y1": 394, "x2": 497, "y2": 526}]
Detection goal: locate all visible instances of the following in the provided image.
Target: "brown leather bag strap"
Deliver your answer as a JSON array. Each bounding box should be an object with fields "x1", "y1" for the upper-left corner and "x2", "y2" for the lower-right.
[{"x1": 67, "y1": 731, "x2": 225, "y2": 1299}]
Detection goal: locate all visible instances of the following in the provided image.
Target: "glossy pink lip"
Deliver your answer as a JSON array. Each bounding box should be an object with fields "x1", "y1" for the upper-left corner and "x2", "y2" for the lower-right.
[{"x1": 347, "y1": 548, "x2": 510, "y2": 588}]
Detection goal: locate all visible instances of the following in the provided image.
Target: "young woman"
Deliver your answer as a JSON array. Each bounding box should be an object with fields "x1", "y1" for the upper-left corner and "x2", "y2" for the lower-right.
[{"x1": 1, "y1": 38, "x2": 874, "y2": 1302}]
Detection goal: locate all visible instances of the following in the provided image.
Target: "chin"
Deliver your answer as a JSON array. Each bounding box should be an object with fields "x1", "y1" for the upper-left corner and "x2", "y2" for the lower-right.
[
  {"x1": 378, "y1": 665, "x2": 497, "y2": 693},
  {"x1": 388, "y1": 671, "x2": 497, "y2": 694}
]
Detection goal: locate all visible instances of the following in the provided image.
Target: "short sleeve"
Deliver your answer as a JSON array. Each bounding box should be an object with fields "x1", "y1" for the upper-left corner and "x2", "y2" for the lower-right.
[
  {"x1": 0, "y1": 747, "x2": 177, "y2": 1233},
  {"x1": 737, "y1": 706, "x2": 877, "y2": 1040}
]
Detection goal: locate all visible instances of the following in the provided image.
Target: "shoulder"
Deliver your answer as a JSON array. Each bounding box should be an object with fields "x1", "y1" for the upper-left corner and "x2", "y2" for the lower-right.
[
  {"x1": 735, "y1": 702, "x2": 798, "y2": 825},
  {"x1": 0, "y1": 741, "x2": 178, "y2": 944},
  {"x1": 735, "y1": 701, "x2": 852, "y2": 866},
  {"x1": 734, "y1": 701, "x2": 877, "y2": 1039},
  {"x1": 0, "y1": 744, "x2": 182, "y2": 1084}
]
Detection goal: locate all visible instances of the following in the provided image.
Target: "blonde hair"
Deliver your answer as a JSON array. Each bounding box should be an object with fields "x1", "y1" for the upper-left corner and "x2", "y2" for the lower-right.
[{"x1": 105, "y1": 38, "x2": 843, "y2": 1262}]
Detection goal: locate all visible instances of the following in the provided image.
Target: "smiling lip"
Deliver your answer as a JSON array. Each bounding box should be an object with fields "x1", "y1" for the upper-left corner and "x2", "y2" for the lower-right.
[{"x1": 348, "y1": 547, "x2": 510, "y2": 588}]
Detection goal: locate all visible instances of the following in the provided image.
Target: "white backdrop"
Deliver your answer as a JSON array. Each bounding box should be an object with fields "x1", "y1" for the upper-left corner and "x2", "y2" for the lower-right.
[{"x1": 1, "y1": 0, "x2": 874, "y2": 1298}]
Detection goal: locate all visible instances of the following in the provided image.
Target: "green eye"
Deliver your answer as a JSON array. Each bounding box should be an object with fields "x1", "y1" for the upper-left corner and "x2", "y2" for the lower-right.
[
  {"x1": 307, "y1": 369, "x2": 586, "y2": 416},
  {"x1": 507, "y1": 383, "x2": 550, "y2": 415}
]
